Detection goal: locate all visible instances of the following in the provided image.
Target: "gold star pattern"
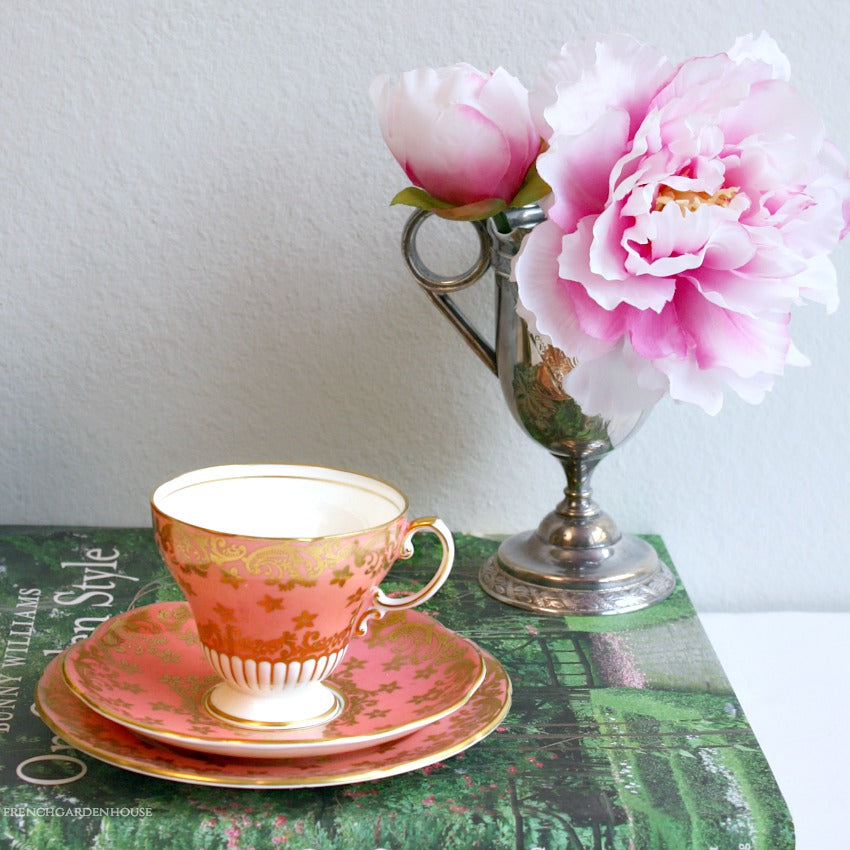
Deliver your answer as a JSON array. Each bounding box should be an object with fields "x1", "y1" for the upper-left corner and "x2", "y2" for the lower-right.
[
  {"x1": 213, "y1": 602, "x2": 236, "y2": 622},
  {"x1": 294, "y1": 610, "x2": 317, "y2": 629},
  {"x1": 150, "y1": 701, "x2": 184, "y2": 714},
  {"x1": 257, "y1": 594, "x2": 285, "y2": 613},
  {"x1": 346, "y1": 586, "x2": 368, "y2": 607},
  {"x1": 331, "y1": 565, "x2": 352, "y2": 587},
  {"x1": 155, "y1": 649, "x2": 181, "y2": 664},
  {"x1": 219, "y1": 566, "x2": 244, "y2": 589}
]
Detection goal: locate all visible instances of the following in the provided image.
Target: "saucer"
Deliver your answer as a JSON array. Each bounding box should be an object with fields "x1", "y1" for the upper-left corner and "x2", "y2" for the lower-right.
[
  {"x1": 62, "y1": 602, "x2": 486, "y2": 758},
  {"x1": 36, "y1": 644, "x2": 511, "y2": 788}
]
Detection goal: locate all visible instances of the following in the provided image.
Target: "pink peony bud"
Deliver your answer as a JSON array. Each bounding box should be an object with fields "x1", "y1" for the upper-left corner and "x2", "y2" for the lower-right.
[{"x1": 371, "y1": 63, "x2": 540, "y2": 211}]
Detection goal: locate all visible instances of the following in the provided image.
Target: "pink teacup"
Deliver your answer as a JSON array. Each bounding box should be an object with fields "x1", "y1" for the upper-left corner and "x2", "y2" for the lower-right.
[{"x1": 151, "y1": 464, "x2": 454, "y2": 728}]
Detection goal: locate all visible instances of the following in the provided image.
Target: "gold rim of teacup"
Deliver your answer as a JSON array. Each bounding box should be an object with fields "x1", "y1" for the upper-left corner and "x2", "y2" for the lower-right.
[{"x1": 150, "y1": 463, "x2": 410, "y2": 541}]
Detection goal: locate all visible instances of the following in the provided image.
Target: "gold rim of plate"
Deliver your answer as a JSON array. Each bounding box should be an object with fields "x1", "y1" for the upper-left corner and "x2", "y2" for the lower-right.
[
  {"x1": 36, "y1": 648, "x2": 511, "y2": 789},
  {"x1": 58, "y1": 605, "x2": 488, "y2": 753}
]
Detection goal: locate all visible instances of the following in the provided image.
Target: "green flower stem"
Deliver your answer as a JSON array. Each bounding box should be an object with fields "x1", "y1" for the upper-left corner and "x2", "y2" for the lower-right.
[{"x1": 492, "y1": 211, "x2": 512, "y2": 234}]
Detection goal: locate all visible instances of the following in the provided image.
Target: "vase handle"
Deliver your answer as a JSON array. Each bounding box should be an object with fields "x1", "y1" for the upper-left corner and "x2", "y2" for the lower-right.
[{"x1": 401, "y1": 209, "x2": 497, "y2": 375}]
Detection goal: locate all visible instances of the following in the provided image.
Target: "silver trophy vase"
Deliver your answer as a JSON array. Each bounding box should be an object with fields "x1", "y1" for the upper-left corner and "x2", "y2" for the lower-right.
[{"x1": 401, "y1": 206, "x2": 675, "y2": 615}]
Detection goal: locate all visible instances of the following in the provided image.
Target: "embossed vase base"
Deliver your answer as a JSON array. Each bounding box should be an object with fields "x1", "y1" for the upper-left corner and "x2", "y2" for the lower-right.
[
  {"x1": 203, "y1": 681, "x2": 345, "y2": 730},
  {"x1": 479, "y1": 532, "x2": 675, "y2": 615}
]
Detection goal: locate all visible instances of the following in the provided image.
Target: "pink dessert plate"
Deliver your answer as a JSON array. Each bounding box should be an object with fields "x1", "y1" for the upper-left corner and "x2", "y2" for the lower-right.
[
  {"x1": 36, "y1": 642, "x2": 511, "y2": 789},
  {"x1": 61, "y1": 602, "x2": 486, "y2": 759}
]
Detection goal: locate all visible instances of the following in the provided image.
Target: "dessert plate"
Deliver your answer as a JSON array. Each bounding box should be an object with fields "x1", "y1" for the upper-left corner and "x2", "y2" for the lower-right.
[
  {"x1": 36, "y1": 644, "x2": 511, "y2": 788},
  {"x1": 62, "y1": 602, "x2": 486, "y2": 758}
]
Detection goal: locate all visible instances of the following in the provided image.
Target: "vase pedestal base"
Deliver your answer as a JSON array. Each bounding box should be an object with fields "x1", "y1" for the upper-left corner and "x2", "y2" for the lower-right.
[{"x1": 479, "y1": 532, "x2": 675, "y2": 615}]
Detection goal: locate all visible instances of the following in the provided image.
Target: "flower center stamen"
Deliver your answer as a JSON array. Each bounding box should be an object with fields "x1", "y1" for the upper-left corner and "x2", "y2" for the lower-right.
[{"x1": 655, "y1": 185, "x2": 739, "y2": 215}]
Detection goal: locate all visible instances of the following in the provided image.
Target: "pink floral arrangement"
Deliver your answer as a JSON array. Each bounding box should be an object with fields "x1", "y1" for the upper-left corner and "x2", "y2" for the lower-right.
[{"x1": 372, "y1": 33, "x2": 850, "y2": 417}]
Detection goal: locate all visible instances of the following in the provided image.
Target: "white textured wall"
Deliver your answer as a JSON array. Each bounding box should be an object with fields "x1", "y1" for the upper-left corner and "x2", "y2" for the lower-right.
[{"x1": 2, "y1": 1, "x2": 848, "y2": 611}]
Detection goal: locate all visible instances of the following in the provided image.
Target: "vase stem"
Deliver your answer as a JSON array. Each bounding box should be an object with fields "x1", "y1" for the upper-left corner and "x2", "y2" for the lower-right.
[
  {"x1": 534, "y1": 456, "x2": 621, "y2": 552},
  {"x1": 557, "y1": 455, "x2": 600, "y2": 520}
]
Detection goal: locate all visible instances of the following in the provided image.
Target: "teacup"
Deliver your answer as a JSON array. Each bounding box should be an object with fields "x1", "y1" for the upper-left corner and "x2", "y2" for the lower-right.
[{"x1": 151, "y1": 464, "x2": 454, "y2": 728}]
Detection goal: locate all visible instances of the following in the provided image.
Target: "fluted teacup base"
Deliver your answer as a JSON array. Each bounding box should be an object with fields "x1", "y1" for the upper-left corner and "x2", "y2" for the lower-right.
[{"x1": 203, "y1": 680, "x2": 345, "y2": 729}]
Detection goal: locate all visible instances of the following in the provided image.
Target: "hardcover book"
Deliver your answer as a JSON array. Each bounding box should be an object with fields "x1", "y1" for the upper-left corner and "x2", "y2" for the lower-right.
[{"x1": 0, "y1": 528, "x2": 792, "y2": 849}]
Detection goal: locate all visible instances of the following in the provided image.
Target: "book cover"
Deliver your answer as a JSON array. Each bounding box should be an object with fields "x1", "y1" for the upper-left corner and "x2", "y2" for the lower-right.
[{"x1": 0, "y1": 528, "x2": 792, "y2": 849}]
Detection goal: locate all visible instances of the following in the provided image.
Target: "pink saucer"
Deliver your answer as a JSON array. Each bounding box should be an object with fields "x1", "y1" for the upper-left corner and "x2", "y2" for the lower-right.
[
  {"x1": 36, "y1": 643, "x2": 511, "y2": 788},
  {"x1": 62, "y1": 602, "x2": 486, "y2": 758}
]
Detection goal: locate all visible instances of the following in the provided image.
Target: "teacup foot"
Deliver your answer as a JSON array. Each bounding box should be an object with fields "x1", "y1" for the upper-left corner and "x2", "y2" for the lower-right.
[{"x1": 203, "y1": 681, "x2": 345, "y2": 730}]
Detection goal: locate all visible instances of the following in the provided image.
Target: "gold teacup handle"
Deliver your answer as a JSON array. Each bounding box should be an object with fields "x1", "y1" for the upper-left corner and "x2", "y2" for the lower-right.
[{"x1": 356, "y1": 517, "x2": 455, "y2": 635}]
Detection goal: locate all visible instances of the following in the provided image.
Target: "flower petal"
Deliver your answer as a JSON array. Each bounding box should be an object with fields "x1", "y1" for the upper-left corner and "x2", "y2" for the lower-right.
[
  {"x1": 536, "y1": 108, "x2": 631, "y2": 234},
  {"x1": 655, "y1": 356, "x2": 776, "y2": 414},
  {"x1": 728, "y1": 32, "x2": 791, "y2": 80},
  {"x1": 373, "y1": 63, "x2": 538, "y2": 207},
  {"x1": 562, "y1": 214, "x2": 675, "y2": 311},
  {"x1": 403, "y1": 104, "x2": 512, "y2": 205},
  {"x1": 514, "y1": 220, "x2": 616, "y2": 359},
  {"x1": 788, "y1": 254, "x2": 839, "y2": 312},
  {"x1": 490, "y1": 33, "x2": 848, "y2": 416},
  {"x1": 566, "y1": 275, "x2": 634, "y2": 343},
  {"x1": 536, "y1": 34, "x2": 673, "y2": 139},
  {"x1": 479, "y1": 67, "x2": 540, "y2": 163},
  {"x1": 628, "y1": 302, "x2": 689, "y2": 359},
  {"x1": 675, "y1": 280, "x2": 792, "y2": 377},
  {"x1": 686, "y1": 268, "x2": 799, "y2": 314},
  {"x1": 562, "y1": 341, "x2": 668, "y2": 418}
]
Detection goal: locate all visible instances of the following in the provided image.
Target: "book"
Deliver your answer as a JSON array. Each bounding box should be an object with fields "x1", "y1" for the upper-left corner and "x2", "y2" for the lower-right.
[{"x1": 0, "y1": 527, "x2": 792, "y2": 849}]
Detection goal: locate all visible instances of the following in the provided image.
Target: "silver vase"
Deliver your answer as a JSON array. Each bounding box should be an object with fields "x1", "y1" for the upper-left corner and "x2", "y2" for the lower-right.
[{"x1": 401, "y1": 206, "x2": 675, "y2": 615}]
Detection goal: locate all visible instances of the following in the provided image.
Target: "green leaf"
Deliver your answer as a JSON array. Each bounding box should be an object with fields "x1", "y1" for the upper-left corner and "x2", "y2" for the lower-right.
[
  {"x1": 390, "y1": 186, "x2": 506, "y2": 221},
  {"x1": 390, "y1": 186, "x2": 453, "y2": 211},
  {"x1": 509, "y1": 158, "x2": 551, "y2": 209},
  {"x1": 433, "y1": 197, "x2": 506, "y2": 221}
]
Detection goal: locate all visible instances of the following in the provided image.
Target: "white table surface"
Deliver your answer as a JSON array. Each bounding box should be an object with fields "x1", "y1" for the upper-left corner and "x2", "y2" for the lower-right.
[{"x1": 699, "y1": 612, "x2": 850, "y2": 850}]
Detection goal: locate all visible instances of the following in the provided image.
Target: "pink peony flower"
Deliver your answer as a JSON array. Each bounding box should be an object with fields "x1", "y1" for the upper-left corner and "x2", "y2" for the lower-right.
[
  {"x1": 516, "y1": 33, "x2": 850, "y2": 416},
  {"x1": 371, "y1": 63, "x2": 541, "y2": 218}
]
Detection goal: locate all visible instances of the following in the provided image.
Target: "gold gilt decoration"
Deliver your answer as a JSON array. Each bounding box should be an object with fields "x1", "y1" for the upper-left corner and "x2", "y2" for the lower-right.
[
  {"x1": 40, "y1": 640, "x2": 510, "y2": 788},
  {"x1": 219, "y1": 566, "x2": 245, "y2": 589},
  {"x1": 370, "y1": 616, "x2": 458, "y2": 668},
  {"x1": 197, "y1": 618, "x2": 352, "y2": 663},
  {"x1": 331, "y1": 565, "x2": 353, "y2": 587},
  {"x1": 242, "y1": 542, "x2": 335, "y2": 589},
  {"x1": 208, "y1": 537, "x2": 248, "y2": 564},
  {"x1": 353, "y1": 527, "x2": 401, "y2": 577},
  {"x1": 154, "y1": 524, "x2": 247, "y2": 578},
  {"x1": 155, "y1": 523, "x2": 213, "y2": 578},
  {"x1": 157, "y1": 520, "x2": 409, "y2": 591}
]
